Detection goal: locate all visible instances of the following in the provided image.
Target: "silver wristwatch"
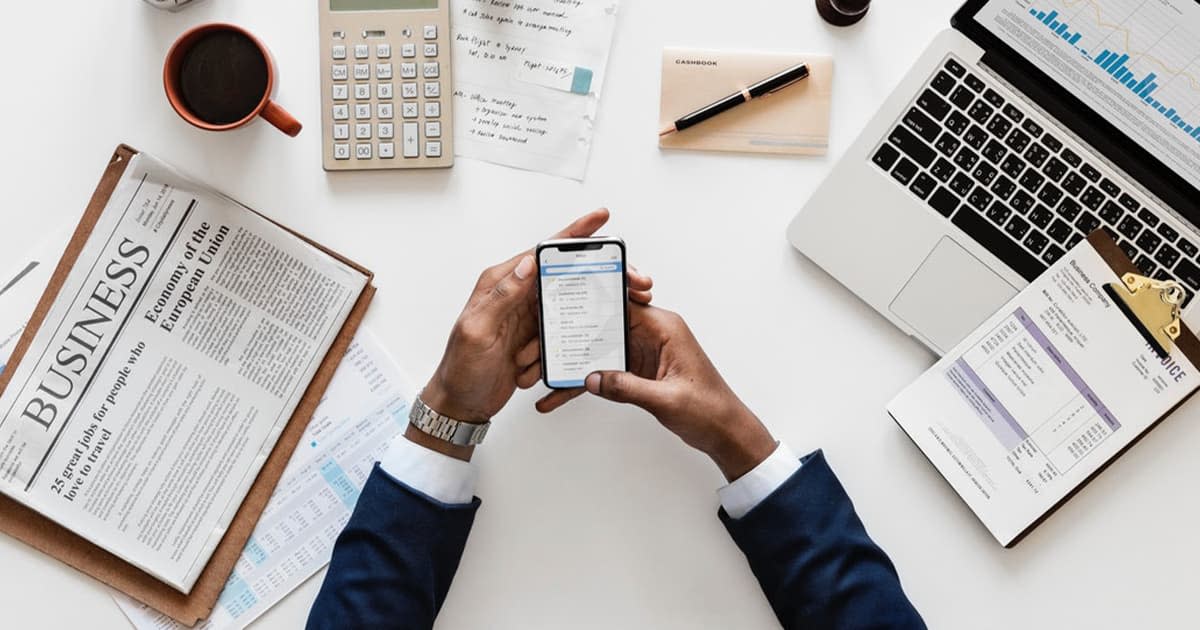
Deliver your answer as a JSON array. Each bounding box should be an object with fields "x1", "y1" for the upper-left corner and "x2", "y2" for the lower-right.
[{"x1": 408, "y1": 396, "x2": 491, "y2": 446}]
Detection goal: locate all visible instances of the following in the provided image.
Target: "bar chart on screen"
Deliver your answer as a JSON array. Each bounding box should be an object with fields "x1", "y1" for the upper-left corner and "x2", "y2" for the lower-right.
[{"x1": 979, "y1": 0, "x2": 1200, "y2": 188}]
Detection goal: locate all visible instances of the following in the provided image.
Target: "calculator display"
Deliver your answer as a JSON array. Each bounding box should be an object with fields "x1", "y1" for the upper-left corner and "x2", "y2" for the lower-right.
[{"x1": 331, "y1": 0, "x2": 437, "y2": 11}]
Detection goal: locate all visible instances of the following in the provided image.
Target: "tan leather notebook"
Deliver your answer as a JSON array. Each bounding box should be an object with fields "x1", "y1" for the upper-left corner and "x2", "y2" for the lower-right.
[
  {"x1": 659, "y1": 48, "x2": 833, "y2": 155},
  {"x1": 0, "y1": 145, "x2": 375, "y2": 626}
]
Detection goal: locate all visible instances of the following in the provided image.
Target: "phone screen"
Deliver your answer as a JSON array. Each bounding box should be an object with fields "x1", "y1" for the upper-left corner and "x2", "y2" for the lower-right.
[{"x1": 538, "y1": 240, "x2": 627, "y2": 388}]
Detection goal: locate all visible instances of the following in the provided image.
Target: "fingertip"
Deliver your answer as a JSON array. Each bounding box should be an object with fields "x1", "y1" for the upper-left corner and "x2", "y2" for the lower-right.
[
  {"x1": 585, "y1": 372, "x2": 601, "y2": 394},
  {"x1": 514, "y1": 255, "x2": 535, "y2": 280}
]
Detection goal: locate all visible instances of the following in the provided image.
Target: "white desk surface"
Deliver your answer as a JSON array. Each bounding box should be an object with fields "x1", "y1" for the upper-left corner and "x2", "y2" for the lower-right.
[{"x1": 1, "y1": 1, "x2": 1196, "y2": 628}]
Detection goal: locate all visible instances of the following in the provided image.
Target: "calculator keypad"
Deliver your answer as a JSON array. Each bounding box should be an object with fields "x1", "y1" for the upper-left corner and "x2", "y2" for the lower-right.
[{"x1": 326, "y1": 22, "x2": 448, "y2": 166}]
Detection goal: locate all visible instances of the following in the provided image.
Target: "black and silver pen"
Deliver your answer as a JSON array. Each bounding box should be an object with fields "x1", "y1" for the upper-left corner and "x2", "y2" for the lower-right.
[{"x1": 659, "y1": 62, "x2": 811, "y2": 137}]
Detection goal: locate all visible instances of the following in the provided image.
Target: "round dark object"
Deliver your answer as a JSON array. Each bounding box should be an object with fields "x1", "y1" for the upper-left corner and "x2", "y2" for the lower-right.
[
  {"x1": 816, "y1": 0, "x2": 871, "y2": 26},
  {"x1": 178, "y1": 30, "x2": 269, "y2": 125}
]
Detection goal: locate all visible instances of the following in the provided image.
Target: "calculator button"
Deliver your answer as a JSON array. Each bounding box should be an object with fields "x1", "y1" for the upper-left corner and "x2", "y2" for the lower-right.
[
  {"x1": 378, "y1": 103, "x2": 394, "y2": 119},
  {"x1": 402, "y1": 102, "x2": 419, "y2": 119},
  {"x1": 426, "y1": 141, "x2": 442, "y2": 158},
  {"x1": 424, "y1": 101, "x2": 441, "y2": 118},
  {"x1": 376, "y1": 44, "x2": 391, "y2": 59},
  {"x1": 424, "y1": 43, "x2": 438, "y2": 57},
  {"x1": 401, "y1": 63, "x2": 418, "y2": 79},
  {"x1": 355, "y1": 103, "x2": 372, "y2": 120},
  {"x1": 401, "y1": 43, "x2": 417, "y2": 58},
  {"x1": 354, "y1": 64, "x2": 371, "y2": 80},
  {"x1": 356, "y1": 123, "x2": 372, "y2": 140},
  {"x1": 333, "y1": 104, "x2": 350, "y2": 120},
  {"x1": 332, "y1": 84, "x2": 349, "y2": 100},
  {"x1": 354, "y1": 44, "x2": 370, "y2": 59},
  {"x1": 356, "y1": 143, "x2": 373, "y2": 159},
  {"x1": 354, "y1": 83, "x2": 371, "y2": 100},
  {"x1": 424, "y1": 81, "x2": 440, "y2": 98},
  {"x1": 333, "y1": 124, "x2": 350, "y2": 140},
  {"x1": 423, "y1": 25, "x2": 438, "y2": 40},
  {"x1": 379, "y1": 142, "x2": 395, "y2": 159},
  {"x1": 402, "y1": 82, "x2": 419, "y2": 99},
  {"x1": 377, "y1": 83, "x2": 394, "y2": 99},
  {"x1": 379, "y1": 122, "x2": 394, "y2": 139},
  {"x1": 423, "y1": 62, "x2": 440, "y2": 79},
  {"x1": 403, "y1": 123, "x2": 420, "y2": 157},
  {"x1": 332, "y1": 45, "x2": 347, "y2": 60},
  {"x1": 376, "y1": 63, "x2": 393, "y2": 80},
  {"x1": 332, "y1": 64, "x2": 349, "y2": 81},
  {"x1": 334, "y1": 143, "x2": 350, "y2": 160},
  {"x1": 425, "y1": 121, "x2": 441, "y2": 138}
]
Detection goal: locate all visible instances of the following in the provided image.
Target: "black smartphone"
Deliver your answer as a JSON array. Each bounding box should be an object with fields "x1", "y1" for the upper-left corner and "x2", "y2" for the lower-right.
[{"x1": 536, "y1": 237, "x2": 630, "y2": 389}]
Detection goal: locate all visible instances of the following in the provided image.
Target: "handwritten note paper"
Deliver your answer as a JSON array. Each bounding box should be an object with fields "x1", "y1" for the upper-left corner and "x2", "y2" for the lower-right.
[{"x1": 451, "y1": 0, "x2": 620, "y2": 180}]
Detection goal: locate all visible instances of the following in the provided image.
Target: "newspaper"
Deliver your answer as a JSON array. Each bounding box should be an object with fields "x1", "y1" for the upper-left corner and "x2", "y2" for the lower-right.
[
  {"x1": 114, "y1": 328, "x2": 413, "y2": 630},
  {"x1": 0, "y1": 153, "x2": 368, "y2": 592}
]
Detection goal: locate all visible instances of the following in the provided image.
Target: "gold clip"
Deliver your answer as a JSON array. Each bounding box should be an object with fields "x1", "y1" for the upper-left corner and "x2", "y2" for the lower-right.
[{"x1": 1104, "y1": 273, "x2": 1187, "y2": 358}]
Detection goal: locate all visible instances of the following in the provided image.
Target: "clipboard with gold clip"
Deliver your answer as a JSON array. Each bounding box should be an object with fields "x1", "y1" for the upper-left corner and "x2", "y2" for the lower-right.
[{"x1": 1104, "y1": 272, "x2": 1188, "y2": 359}]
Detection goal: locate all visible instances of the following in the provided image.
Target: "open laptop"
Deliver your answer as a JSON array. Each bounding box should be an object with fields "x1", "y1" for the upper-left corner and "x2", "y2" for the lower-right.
[{"x1": 789, "y1": 0, "x2": 1200, "y2": 354}]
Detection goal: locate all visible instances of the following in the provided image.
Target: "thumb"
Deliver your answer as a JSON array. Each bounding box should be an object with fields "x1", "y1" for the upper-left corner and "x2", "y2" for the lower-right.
[
  {"x1": 482, "y1": 255, "x2": 536, "y2": 316},
  {"x1": 586, "y1": 371, "x2": 675, "y2": 414}
]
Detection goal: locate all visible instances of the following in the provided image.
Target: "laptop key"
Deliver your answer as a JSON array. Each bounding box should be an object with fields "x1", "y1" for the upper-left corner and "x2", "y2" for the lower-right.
[
  {"x1": 1061, "y1": 147, "x2": 1082, "y2": 167},
  {"x1": 945, "y1": 111, "x2": 971, "y2": 135},
  {"x1": 1021, "y1": 118, "x2": 1044, "y2": 138},
  {"x1": 1000, "y1": 154, "x2": 1026, "y2": 179},
  {"x1": 1042, "y1": 244, "x2": 1065, "y2": 265},
  {"x1": 1030, "y1": 205, "x2": 1054, "y2": 229},
  {"x1": 1099, "y1": 178, "x2": 1120, "y2": 197},
  {"x1": 1179, "y1": 238, "x2": 1198, "y2": 258},
  {"x1": 1005, "y1": 128, "x2": 1031, "y2": 152},
  {"x1": 928, "y1": 187, "x2": 960, "y2": 217},
  {"x1": 1117, "y1": 192, "x2": 1140, "y2": 212},
  {"x1": 1118, "y1": 240, "x2": 1140, "y2": 262},
  {"x1": 1099, "y1": 201, "x2": 1124, "y2": 225},
  {"x1": 1061, "y1": 172, "x2": 1087, "y2": 196},
  {"x1": 990, "y1": 175, "x2": 1016, "y2": 200},
  {"x1": 965, "y1": 74, "x2": 986, "y2": 92},
  {"x1": 1005, "y1": 216, "x2": 1032, "y2": 240},
  {"x1": 1025, "y1": 144, "x2": 1050, "y2": 168},
  {"x1": 982, "y1": 88, "x2": 1004, "y2": 107},
  {"x1": 1010, "y1": 190, "x2": 1036, "y2": 214},
  {"x1": 1080, "y1": 163, "x2": 1101, "y2": 182},
  {"x1": 891, "y1": 158, "x2": 918, "y2": 185},
  {"x1": 935, "y1": 133, "x2": 961, "y2": 157},
  {"x1": 1041, "y1": 134, "x2": 1064, "y2": 153},
  {"x1": 910, "y1": 173, "x2": 937, "y2": 200},
  {"x1": 1037, "y1": 183, "x2": 1063, "y2": 207},
  {"x1": 1080, "y1": 186, "x2": 1105, "y2": 211},
  {"x1": 1019, "y1": 169, "x2": 1045, "y2": 193},
  {"x1": 931, "y1": 157, "x2": 956, "y2": 182},
  {"x1": 968, "y1": 185, "x2": 995, "y2": 212},
  {"x1": 1002, "y1": 104, "x2": 1024, "y2": 123},
  {"x1": 964, "y1": 125, "x2": 988, "y2": 149},
  {"x1": 973, "y1": 162, "x2": 999, "y2": 186},
  {"x1": 1174, "y1": 259, "x2": 1200, "y2": 292},
  {"x1": 1066, "y1": 233, "x2": 1084, "y2": 249},
  {"x1": 1136, "y1": 230, "x2": 1162, "y2": 253},
  {"x1": 1057, "y1": 197, "x2": 1082, "y2": 221},
  {"x1": 1157, "y1": 223, "x2": 1179, "y2": 243},
  {"x1": 1156, "y1": 244, "x2": 1182, "y2": 268},
  {"x1": 945, "y1": 58, "x2": 966, "y2": 77},
  {"x1": 982, "y1": 139, "x2": 1008, "y2": 164},
  {"x1": 903, "y1": 108, "x2": 941, "y2": 143},
  {"x1": 1024, "y1": 231, "x2": 1050, "y2": 254},
  {"x1": 986, "y1": 200, "x2": 1012, "y2": 225},
  {"x1": 950, "y1": 173, "x2": 974, "y2": 196},
  {"x1": 949, "y1": 86, "x2": 975, "y2": 110},
  {"x1": 1137, "y1": 208, "x2": 1160, "y2": 228},
  {"x1": 872, "y1": 144, "x2": 900, "y2": 170},
  {"x1": 1042, "y1": 157, "x2": 1068, "y2": 182},
  {"x1": 889, "y1": 126, "x2": 936, "y2": 168},
  {"x1": 1117, "y1": 215, "x2": 1143, "y2": 240},
  {"x1": 1047, "y1": 219, "x2": 1073, "y2": 243},
  {"x1": 952, "y1": 209, "x2": 1046, "y2": 281},
  {"x1": 954, "y1": 147, "x2": 979, "y2": 170},
  {"x1": 986, "y1": 115, "x2": 1013, "y2": 139},
  {"x1": 1075, "y1": 211, "x2": 1101, "y2": 235},
  {"x1": 931, "y1": 71, "x2": 956, "y2": 96},
  {"x1": 968, "y1": 101, "x2": 993, "y2": 125},
  {"x1": 1134, "y1": 254, "x2": 1157, "y2": 276},
  {"x1": 917, "y1": 89, "x2": 952, "y2": 120}
]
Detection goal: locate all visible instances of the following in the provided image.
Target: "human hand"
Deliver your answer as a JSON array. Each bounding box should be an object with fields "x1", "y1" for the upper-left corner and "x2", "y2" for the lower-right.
[
  {"x1": 414, "y1": 209, "x2": 653, "y2": 460},
  {"x1": 538, "y1": 305, "x2": 776, "y2": 481}
]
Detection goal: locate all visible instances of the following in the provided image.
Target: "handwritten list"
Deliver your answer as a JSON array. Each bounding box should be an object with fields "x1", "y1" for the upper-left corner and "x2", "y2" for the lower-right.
[{"x1": 451, "y1": 0, "x2": 620, "y2": 180}]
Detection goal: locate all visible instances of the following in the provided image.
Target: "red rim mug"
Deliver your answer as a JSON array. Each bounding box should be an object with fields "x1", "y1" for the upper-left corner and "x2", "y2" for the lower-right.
[{"x1": 163, "y1": 23, "x2": 302, "y2": 137}]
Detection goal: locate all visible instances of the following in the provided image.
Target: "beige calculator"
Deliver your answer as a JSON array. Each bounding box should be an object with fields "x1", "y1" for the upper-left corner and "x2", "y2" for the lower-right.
[{"x1": 319, "y1": 0, "x2": 454, "y2": 171}]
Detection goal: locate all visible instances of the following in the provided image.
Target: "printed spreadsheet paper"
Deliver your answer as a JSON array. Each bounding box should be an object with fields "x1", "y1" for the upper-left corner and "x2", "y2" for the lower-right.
[
  {"x1": 888, "y1": 242, "x2": 1200, "y2": 545},
  {"x1": 451, "y1": 0, "x2": 619, "y2": 180},
  {"x1": 114, "y1": 327, "x2": 415, "y2": 630}
]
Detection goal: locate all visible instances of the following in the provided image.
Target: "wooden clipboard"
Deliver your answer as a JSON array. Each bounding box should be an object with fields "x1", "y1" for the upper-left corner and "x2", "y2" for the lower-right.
[{"x1": 0, "y1": 145, "x2": 375, "y2": 626}]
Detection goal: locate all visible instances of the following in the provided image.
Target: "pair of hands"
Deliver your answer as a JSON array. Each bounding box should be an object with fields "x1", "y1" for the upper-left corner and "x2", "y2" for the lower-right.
[{"x1": 411, "y1": 209, "x2": 777, "y2": 482}]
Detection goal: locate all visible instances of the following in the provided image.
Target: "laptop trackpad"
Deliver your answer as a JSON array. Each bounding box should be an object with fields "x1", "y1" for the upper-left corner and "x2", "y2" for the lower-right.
[{"x1": 890, "y1": 238, "x2": 1018, "y2": 353}]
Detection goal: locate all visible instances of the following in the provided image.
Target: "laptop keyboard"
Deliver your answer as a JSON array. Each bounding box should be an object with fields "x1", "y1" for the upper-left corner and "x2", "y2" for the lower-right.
[{"x1": 870, "y1": 55, "x2": 1200, "y2": 299}]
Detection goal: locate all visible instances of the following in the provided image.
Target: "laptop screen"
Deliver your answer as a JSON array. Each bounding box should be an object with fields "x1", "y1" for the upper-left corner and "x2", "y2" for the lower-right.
[{"x1": 975, "y1": 0, "x2": 1200, "y2": 191}]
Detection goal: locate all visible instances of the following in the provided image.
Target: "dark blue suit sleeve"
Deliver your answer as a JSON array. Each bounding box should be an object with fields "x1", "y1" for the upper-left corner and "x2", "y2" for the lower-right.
[
  {"x1": 720, "y1": 450, "x2": 925, "y2": 629},
  {"x1": 306, "y1": 464, "x2": 479, "y2": 630}
]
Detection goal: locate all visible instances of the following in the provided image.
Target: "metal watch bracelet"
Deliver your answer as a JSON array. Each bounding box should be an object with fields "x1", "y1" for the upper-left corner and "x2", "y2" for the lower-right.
[{"x1": 408, "y1": 395, "x2": 491, "y2": 446}]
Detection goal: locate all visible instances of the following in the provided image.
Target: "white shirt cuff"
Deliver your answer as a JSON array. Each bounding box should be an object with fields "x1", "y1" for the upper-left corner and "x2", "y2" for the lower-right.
[
  {"x1": 718, "y1": 442, "x2": 802, "y2": 519},
  {"x1": 377, "y1": 435, "x2": 477, "y2": 505}
]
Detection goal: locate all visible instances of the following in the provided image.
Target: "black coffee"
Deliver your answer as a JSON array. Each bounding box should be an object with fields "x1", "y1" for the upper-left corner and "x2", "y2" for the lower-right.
[{"x1": 179, "y1": 30, "x2": 269, "y2": 125}]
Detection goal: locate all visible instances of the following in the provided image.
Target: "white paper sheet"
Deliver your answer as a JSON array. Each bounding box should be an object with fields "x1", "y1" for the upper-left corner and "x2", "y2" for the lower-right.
[
  {"x1": 114, "y1": 327, "x2": 415, "y2": 630},
  {"x1": 451, "y1": 0, "x2": 620, "y2": 180}
]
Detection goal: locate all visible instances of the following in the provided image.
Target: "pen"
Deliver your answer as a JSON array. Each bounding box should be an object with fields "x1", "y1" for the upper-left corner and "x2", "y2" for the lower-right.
[{"x1": 659, "y1": 62, "x2": 811, "y2": 137}]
